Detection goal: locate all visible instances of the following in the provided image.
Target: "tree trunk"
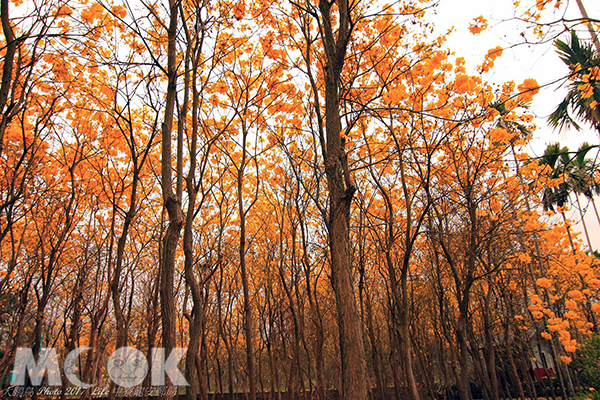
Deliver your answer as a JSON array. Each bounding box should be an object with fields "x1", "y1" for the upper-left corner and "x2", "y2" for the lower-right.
[
  {"x1": 108, "y1": 167, "x2": 140, "y2": 391},
  {"x1": 575, "y1": 193, "x2": 594, "y2": 252},
  {"x1": 590, "y1": 196, "x2": 600, "y2": 230},
  {"x1": 237, "y1": 126, "x2": 256, "y2": 400},
  {"x1": 574, "y1": 0, "x2": 600, "y2": 53},
  {"x1": 560, "y1": 212, "x2": 576, "y2": 253},
  {"x1": 457, "y1": 300, "x2": 473, "y2": 400},
  {"x1": 365, "y1": 291, "x2": 385, "y2": 400},
  {"x1": 482, "y1": 295, "x2": 499, "y2": 400},
  {"x1": 316, "y1": 1, "x2": 367, "y2": 399},
  {"x1": 159, "y1": 1, "x2": 182, "y2": 397},
  {"x1": 0, "y1": 0, "x2": 17, "y2": 156}
]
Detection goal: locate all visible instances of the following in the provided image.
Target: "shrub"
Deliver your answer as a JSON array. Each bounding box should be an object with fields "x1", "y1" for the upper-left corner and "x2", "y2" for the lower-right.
[{"x1": 573, "y1": 333, "x2": 600, "y2": 390}]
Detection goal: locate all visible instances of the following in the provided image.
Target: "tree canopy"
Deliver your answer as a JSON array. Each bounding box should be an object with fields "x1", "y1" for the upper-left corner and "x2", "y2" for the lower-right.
[{"x1": 1, "y1": 1, "x2": 600, "y2": 400}]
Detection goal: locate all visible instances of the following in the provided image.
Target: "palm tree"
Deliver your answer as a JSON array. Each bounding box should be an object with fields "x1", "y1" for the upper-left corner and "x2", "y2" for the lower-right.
[
  {"x1": 564, "y1": 143, "x2": 597, "y2": 252},
  {"x1": 490, "y1": 98, "x2": 599, "y2": 252},
  {"x1": 550, "y1": 143, "x2": 600, "y2": 329},
  {"x1": 574, "y1": 143, "x2": 600, "y2": 229},
  {"x1": 539, "y1": 143, "x2": 577, "y2": 252},
  {"x1": 549, "y1": 30, "x2": 600, "y2": 134},
  {"x1": 540, "y1": 144, "x2": 571, "y2": 209},
  {"x1": 567, "y1": 142, "x2": 600, "y2": 251}
]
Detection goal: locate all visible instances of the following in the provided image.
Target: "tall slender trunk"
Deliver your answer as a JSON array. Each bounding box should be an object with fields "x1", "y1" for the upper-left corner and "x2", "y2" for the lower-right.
[
  {"x1": 216, "y1": 272, "x2": 235, "y2": 400},
  {"x1": 280, "y1": 226, "x2": 304, "y2": 400},
  {"x1": 60, "y1": 260, "x2": 87, "y2": 400},
  {"x1": 0, "y1": 0, "x2": 17, "y2": 156},
  {"x1": 590, "y1": 196, "x2": 600, "y2": 229},
  {"x1": 181, "y1": 28, "x2": 208, "y2": 400},
  {"x1": 574, "y1": 0, "x2": 600, "y2": 53},
  {"x1": 575, "y1": 193, "x2": 594, "y2": 252},
  {"x1": 237, "y1": 120, "x2": 256, "y2": 400},
  {"x1": 482, "y1": 297, "x2": 499, "y2": 400},
  {"x1": 365, "y1": 295, "x2": 384, "y2": 400},
  {"x1": 109, "y1": 167, "x2": 140, "y2": 380},
  {"x1": 400, "y1": 270, "x2": 420, "y2": 400},
  {"x1": 316, "y1": 2, "x2": 367, "y2": 398},
  {"x1": 159, "y1": 2, "x2": 182, "y2": 398},
  {"x1": 297, "y1": 197, "x2": 325, "y2": 400},
  {"x1": 563, "y1": 201, "x2": 599, "y2": 329},
  {"x1": 561, "y1": 212, "x2": 577, "y2": 253},
  {"x1": 456, "y1": 298, "x2": 473, "y2": 400},
  {"x1": 507, "y1": 344, "x2": 526, "y2": 400}
]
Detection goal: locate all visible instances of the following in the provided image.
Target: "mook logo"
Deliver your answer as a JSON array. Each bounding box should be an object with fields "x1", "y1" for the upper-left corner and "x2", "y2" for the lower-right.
[{"x1": 10, "y1": 347, "x2": 189, "y2": 388}]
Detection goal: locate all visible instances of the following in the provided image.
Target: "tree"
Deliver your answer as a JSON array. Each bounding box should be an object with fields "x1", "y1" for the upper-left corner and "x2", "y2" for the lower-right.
[
  {"x1": 549, "y1": 30, "x2": 600, "y2": 134},
  {"x1": 157, "y1": 3, "x2": 183, "y2": 396},
  {"x1": 286, "y1": 1, "x2": 367, "y2": 399},
  {"x1": 539, "y1": 144, "x2": 577, "y2": 251},
  {"x1": 4, "y1": 1, "x2": 600, "y2": 399},
  {"x1": 566, "y1": 142, "x2": 597, "y2": 253}
]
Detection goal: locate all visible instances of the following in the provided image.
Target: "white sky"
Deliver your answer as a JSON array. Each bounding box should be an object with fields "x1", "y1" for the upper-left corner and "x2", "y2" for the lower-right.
[{"x1": 432, "y1": 0, "x2": 600, "y2": 252}]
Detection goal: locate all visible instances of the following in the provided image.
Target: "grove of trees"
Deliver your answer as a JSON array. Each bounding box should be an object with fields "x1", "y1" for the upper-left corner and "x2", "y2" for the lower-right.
[{"x1": 1, "y1": 0, "x2": 600, "y2": 399}]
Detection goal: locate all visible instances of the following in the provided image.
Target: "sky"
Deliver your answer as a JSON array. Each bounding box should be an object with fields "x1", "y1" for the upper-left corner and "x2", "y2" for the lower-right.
[{"x1": 432, "y1": 0, "x2": 600, "y2": 251}]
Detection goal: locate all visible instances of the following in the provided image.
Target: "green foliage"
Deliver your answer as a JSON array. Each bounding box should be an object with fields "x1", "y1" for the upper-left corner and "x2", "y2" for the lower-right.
[
  {"x1": 569, "y1": 391, "x2": 600, "y2": 400},
  {"x1": 555, "y1": 31, "x2": 596, "y2": 68},
  {"x1": 573, "y1": 333, "x2": 600, "y2": 390},
  {"x1": 539, "y1": 143, "x2": 572, "y2": 211}
]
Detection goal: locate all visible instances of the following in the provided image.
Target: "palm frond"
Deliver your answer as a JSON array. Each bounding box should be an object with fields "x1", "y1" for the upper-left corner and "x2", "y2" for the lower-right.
[
  {"x1": 540, "y1": 143, "x2": 565, "y2": 170},
  {"x1": 555, "y1": 30, "x2": 595, "y2": 69},
  {"x1": 549, "y1": 94, "x2": 581, "y2": 132},
  {"x1": 575, "y1": 142, "x2": 593, "y2": 166}
]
